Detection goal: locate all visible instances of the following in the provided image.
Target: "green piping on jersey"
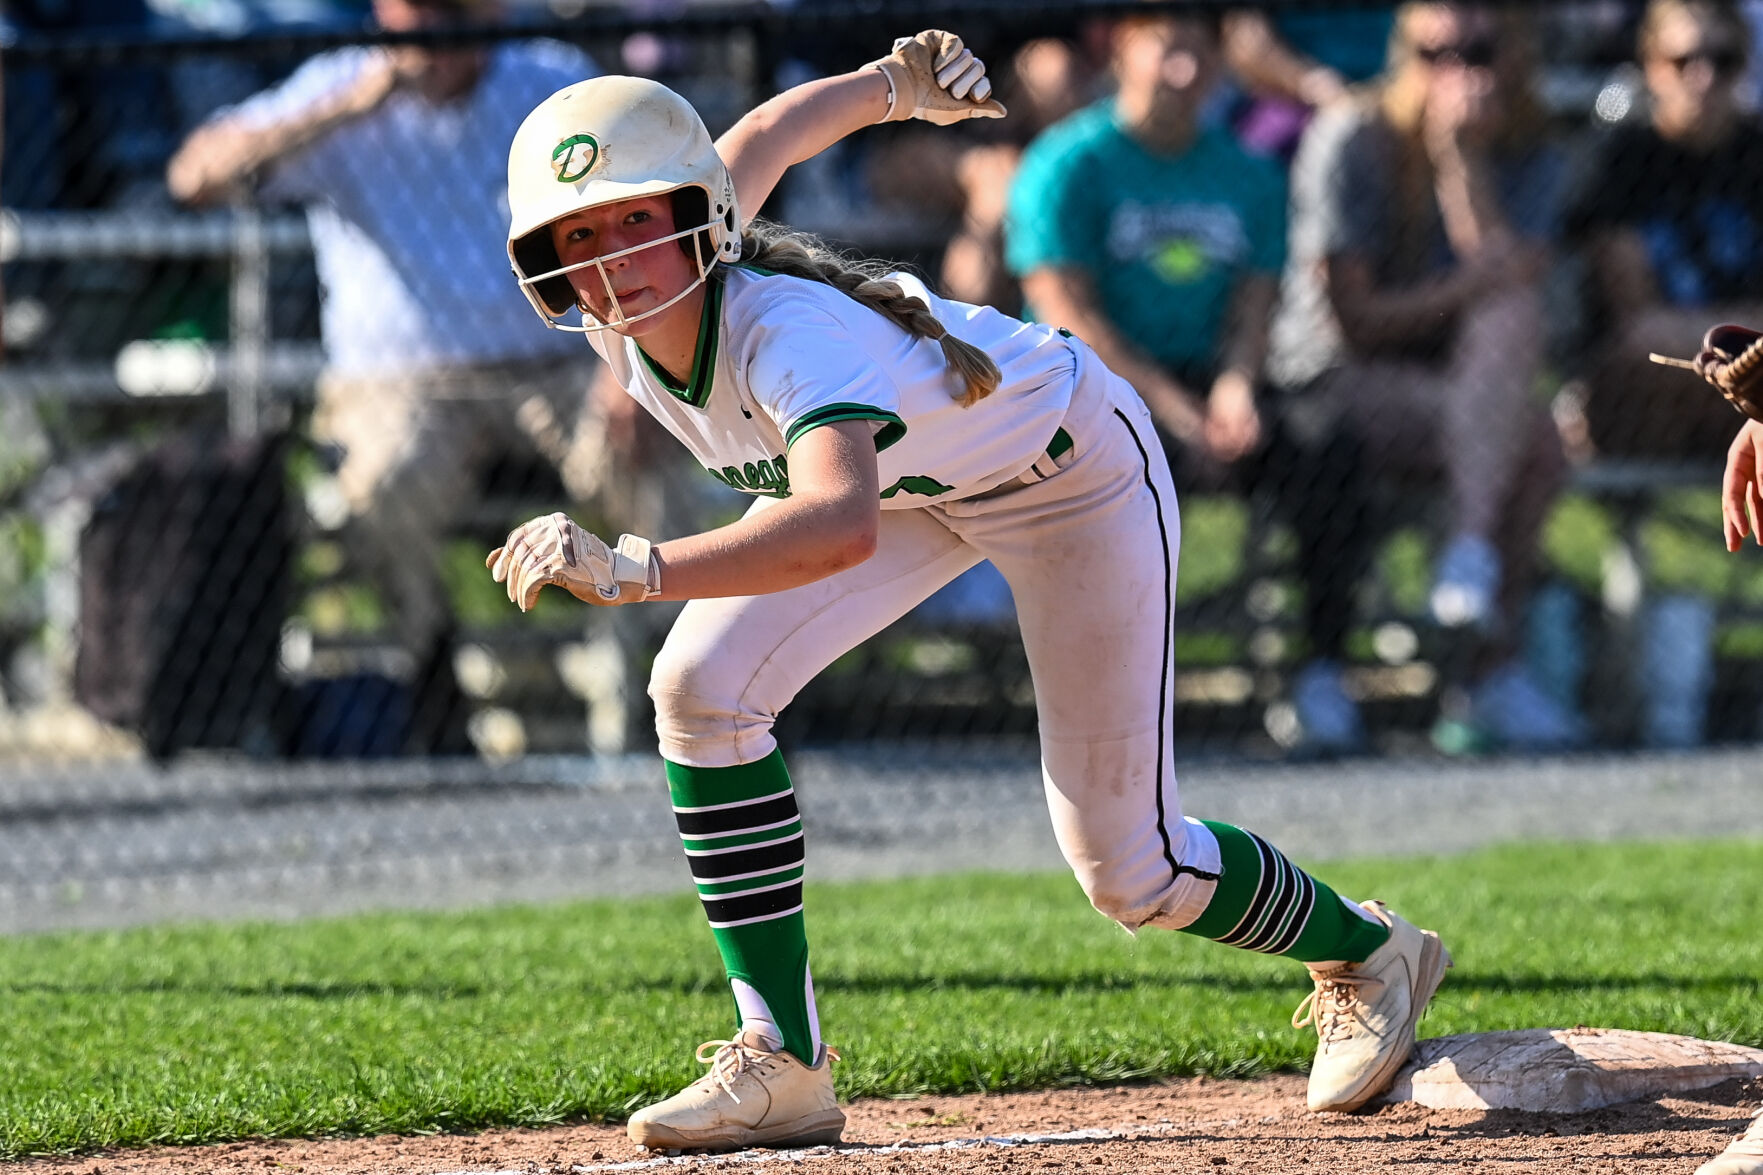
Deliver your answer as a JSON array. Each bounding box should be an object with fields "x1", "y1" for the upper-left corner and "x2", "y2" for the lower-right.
[
  {"x1": 729, "y1": 266, "x2": 910, "y2": 452},
  {"x1": 785, "y1": 404, "x2": 908, "y2": 452},
  {"x1": 637, "y1": 269, "x2": 724, "y2": 410}
]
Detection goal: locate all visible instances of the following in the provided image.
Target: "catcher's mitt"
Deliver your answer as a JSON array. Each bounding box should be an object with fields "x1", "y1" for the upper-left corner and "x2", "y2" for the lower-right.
[{"x1": 1650, "y1": 323, "x2": 1763, "y2": 424}]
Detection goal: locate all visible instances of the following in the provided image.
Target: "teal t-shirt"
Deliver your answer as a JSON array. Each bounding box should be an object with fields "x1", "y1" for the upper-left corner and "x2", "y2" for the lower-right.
[{"x1": 1006, "y1": 101, "x2": 1288, "y2": 375}]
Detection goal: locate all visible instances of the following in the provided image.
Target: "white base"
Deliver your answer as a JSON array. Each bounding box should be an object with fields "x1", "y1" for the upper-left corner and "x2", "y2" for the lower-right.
[{"x1": 1382, "y1": 1029, "x2": 1763, "y2": 1113}]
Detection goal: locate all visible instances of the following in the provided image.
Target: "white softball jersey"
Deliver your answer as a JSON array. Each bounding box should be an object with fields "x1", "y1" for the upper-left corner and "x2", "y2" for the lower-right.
[
  {"x1": 584, "y1": 266, "x2": 1077, "y2": 504},
  {"x1": 623, "y1": 285, "x2": 1227, "y2": 933}
]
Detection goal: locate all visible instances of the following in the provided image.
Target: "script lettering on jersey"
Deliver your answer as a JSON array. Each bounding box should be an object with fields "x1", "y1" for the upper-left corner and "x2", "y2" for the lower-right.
[{"x1": 707, "y1": 454, "x2": 792, "y2": 498}]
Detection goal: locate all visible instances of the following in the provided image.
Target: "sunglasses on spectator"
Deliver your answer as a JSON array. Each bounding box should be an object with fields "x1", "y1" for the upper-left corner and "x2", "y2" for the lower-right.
[
  {"x1": 1665, "y1": 46, "x2": 1745, "y2": 75},
  {"x1": 1413, "y1": 39, "x2": 1498, "y2": 68}
]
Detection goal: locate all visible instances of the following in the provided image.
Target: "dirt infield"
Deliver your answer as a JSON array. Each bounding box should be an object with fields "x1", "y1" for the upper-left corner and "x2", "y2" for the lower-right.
[{"x1": 13, "y1": 1074, "x2": 1760, "y2": 1175}]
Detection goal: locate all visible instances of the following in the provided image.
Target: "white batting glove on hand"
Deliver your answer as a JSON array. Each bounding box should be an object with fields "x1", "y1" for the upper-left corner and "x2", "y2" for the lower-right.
[
  {"x1": 870, "y1": 30, "x2": 1008, "y2": 125},
  {"x1": 486, "y1": 512, "x2": 660, "y2": 610}
]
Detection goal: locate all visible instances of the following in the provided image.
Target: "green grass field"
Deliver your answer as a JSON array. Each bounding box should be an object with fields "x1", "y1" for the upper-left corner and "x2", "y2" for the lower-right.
[{"x1": 3, "y1": 839, "x2": 1760, "y2": 1158}]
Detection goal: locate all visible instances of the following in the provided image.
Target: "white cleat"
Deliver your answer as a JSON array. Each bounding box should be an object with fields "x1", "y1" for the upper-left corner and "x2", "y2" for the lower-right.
[
  {"x1": 626, "y1": 1029, "x2": 845, "y2": 1152},
  {"x1": 1294, "y1": 899, "x2": 1452, "y2": 1112},
  {"x1": 1698, "y1": 1106, "x2": 1763, "y2": 1175}
]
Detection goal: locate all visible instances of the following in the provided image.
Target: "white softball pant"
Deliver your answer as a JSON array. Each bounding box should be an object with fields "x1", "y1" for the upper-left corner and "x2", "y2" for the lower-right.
[{"x1": 649, "y1": 340, "x2": 1223, "y2": 932}]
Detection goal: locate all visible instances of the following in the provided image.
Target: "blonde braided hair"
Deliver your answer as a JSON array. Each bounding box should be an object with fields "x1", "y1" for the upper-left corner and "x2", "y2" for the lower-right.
[{"x1": 736, "y1": 219, "x2": 1001, "y2": 407}]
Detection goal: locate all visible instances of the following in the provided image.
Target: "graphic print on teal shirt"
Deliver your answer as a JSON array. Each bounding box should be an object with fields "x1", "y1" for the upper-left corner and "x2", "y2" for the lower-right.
[
  {"x1": 1006, "y1": 102, "x2": 1288, "y2": 373},
  {"x1": 1111, "y1": 200, "x2": 1253, "y2": 285}
]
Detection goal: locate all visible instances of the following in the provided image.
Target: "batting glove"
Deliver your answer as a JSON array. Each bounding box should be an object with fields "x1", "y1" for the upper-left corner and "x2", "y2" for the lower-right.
[
  {"x1": 486, "y1": 512, "x2": 660, "y2": 610},
  {"x1": 870, "y1": 30, "x2": 1007, "y2": 125}
]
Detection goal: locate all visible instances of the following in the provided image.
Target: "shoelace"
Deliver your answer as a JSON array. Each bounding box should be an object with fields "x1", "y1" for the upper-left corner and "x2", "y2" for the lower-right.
[
  {"x1": 694, "y1": 1039, "x2": 772, "y2": 1105},
  {"x1": 691, "y1": 1039, "x2": 842, "y2": 1105},
  {"x1": 1292, "y1": 972, "x2": 1367, "y2": 1045}
]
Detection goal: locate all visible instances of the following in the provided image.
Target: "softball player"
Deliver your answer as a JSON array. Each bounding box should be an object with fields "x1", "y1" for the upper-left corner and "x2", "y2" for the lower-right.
[{"x1": 490, "y1": 33, "x2": 1451, "y2": 1152}]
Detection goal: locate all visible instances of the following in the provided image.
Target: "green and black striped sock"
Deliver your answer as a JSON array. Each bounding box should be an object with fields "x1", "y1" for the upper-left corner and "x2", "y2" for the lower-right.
[
  {"x1": 1179, "y1": 821, "x2": 1390, "y2": 964},
  {"x1": 666, "y1": 751, "x2": 818, "y2": 1062}
]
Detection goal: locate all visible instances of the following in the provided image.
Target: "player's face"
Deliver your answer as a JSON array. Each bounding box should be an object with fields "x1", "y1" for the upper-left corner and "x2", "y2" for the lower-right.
[{"x1": 548, "y1": 195, "x2": 701, "y2": 334}]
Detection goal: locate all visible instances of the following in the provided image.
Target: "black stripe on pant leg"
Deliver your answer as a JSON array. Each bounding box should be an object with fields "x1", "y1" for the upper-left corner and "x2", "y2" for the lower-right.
[
  {"x1": 1111, "y1": 407, "x2": 1219, "y2": 886},
  {"x1": 687, "y1": 834, "x2": 804, "y2": 882},
  {"x1": 673, "y1": 794, "x2": 800, "y2": 837},
  {"x1": 1218, "y1": 833, "x2": 1277, "y2": 947},
  {"x1": 700, "y1": 881, "x2": 804, "y2": 926}
]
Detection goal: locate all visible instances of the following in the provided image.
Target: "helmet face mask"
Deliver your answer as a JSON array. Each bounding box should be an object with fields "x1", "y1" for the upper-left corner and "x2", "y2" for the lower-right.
[
  {"x1": 506, "y1": 76, "x2": 742, "y2": 334},
  {"x1": 518, "y1": 191, "x2": 721, "y2": 333}
]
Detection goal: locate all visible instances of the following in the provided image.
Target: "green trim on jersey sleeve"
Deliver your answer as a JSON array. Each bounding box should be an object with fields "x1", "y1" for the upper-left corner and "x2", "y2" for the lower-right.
[
  {"x1": 872, "y1": 417, "x2": 907, "y2": 451},
  {"x1": 636, "y1": 269, "x2": 724, "y2": 410},
  {"x1": 784, "y1": 404, "x2": 908, "y2": 452}
]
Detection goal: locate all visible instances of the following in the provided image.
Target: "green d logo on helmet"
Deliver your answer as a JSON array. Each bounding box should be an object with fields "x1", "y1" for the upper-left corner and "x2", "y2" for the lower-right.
[{"x1": 551, "y1": 134, "x2": 600, "y2": 183}]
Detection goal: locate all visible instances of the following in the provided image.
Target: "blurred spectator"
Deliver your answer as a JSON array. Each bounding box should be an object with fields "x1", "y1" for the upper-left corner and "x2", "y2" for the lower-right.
[
  {"x1": 1221, "y1": 5, "x2": 1395, "y2": 160},
  {"x1": 156, "y1": 0, "x2": 375, "y2": 143},
  {"x1": 1268, "y1": 2, "x2": 1581, "y2": 751},
  {"x1": 167, "y1": 0, "x2": 597, "y2": 751},
  {"x1": 939, "y1": 35, "x2": 1107, "y2": 314},
  {"x1": 1739, "y1": 0, "x2": 1763, "y2": 105},
  {"x1": 0, "y1": 48, "x2": 7, "y2": 356},
  {"x1": 1008, "y1": 11, "x2": 1379, "y2": 755},
  {"x1": 1564, "y1": 0, "x2": 1761, "y2": 461},
  {"x1": 1561, "y1": 0, "x2": 1762, "y2": 748},
  {"x1": 855, "y1": 31, "x2": 1108, "y2": 627}
]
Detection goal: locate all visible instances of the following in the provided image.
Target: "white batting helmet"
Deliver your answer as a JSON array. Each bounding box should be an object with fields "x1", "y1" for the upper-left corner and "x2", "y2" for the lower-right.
[{"x1": 506, "y1": 75, "x2": 742, "y2": 332}]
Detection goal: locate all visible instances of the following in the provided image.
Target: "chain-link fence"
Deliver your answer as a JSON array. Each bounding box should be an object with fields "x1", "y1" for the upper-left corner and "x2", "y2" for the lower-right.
[{"x1": 4, "y1": 0, "x2": 1763, "y2": 797}]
